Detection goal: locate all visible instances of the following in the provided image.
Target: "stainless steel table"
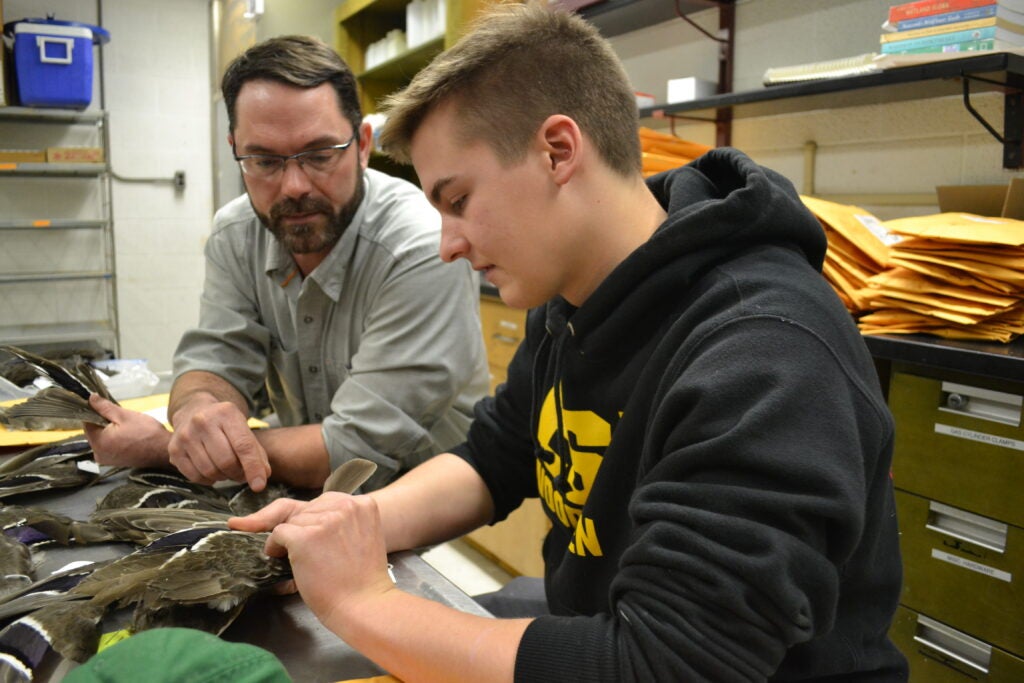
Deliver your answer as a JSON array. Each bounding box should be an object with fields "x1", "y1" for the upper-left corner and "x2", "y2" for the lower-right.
[{"x1": 5, "y1": 465, "x2": 490, "y2": 682}]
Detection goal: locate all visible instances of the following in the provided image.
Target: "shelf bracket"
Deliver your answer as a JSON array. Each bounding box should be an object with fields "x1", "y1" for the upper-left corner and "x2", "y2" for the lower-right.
[
  {"x1": 672, "y1": 0, "x2": 735, "y2": 147},
  {"x1": 961, "y1": 72, "x2": 1023, "y2": 169}
]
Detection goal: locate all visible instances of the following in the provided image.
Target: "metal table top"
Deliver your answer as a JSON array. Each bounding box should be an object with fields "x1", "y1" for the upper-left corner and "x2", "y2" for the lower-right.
[{"x1": 4, "y1": 464, "x2": 489, "y2": 682}]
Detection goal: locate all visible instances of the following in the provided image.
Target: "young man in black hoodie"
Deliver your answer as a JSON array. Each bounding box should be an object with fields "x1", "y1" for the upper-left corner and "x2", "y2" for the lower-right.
[{"x1": 233, "y1": 3, "x2": 909, "y2": 681}]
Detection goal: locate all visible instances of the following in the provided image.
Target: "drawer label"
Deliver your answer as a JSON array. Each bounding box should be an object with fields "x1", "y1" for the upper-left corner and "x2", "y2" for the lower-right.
[
  {"x1": 932, "y1": 549, "x2": 1012, "y2": 582},
  {"x1": 934, "y1": 423, "x2": 1024, "y2": 451}
]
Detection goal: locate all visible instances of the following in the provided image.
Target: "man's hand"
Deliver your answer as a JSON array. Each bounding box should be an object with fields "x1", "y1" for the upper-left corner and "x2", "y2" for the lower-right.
[
  {"x1": 168, "y1": 399, "x2": 272, "y2": 491},
  {"x1": 84, "y1": 394, "x2": 172, "y2": 468},
  {"x1": 230, "y1": 492, "x2": 395, "y2": 627}
]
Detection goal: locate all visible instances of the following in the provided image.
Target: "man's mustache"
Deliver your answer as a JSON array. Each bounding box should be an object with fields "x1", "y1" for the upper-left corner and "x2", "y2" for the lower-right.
[{"x1": 270, "y1": 196, "x2": 332, "y2": 222}]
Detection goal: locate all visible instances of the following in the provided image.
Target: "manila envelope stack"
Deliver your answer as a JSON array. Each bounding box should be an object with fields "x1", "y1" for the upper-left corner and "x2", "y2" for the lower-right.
[{"x1": 801, "y1": 191, "x2": 1024, "y2": 344}]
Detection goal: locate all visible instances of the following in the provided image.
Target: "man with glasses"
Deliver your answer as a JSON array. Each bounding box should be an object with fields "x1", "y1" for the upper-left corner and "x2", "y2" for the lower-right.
[{"x1": 85, "y1": 35, "x2": 488, "y2": 493}]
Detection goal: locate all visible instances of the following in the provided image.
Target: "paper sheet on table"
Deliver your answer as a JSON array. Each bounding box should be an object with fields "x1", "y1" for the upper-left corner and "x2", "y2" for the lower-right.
[{"x1": 0, "y1": 393, "x2": 267, "y2": 448}]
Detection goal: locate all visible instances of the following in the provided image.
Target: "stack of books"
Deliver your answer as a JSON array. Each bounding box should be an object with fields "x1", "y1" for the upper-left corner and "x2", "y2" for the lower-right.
[{"x1": 881, "y1": 0, "x2": 1024, "y2": 54}]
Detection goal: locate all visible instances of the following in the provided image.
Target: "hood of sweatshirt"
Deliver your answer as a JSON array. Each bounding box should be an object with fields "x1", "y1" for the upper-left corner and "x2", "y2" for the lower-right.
[{"x1": 545, "y1": 147, "x2": 827, "y2": 354}]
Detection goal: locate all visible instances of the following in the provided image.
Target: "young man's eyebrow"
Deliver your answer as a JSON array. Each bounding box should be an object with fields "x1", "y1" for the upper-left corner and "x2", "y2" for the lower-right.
[{"x1": 430, "y1": 176, "x2": 455, "y2": 206}]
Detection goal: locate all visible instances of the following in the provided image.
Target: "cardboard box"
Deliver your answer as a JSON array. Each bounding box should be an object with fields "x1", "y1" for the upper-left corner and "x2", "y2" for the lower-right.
[
  {"x1": 666, "y1": 77, "x2": 716, "y2": 104},
  {"x1": 46, "y1": 146, "x2": 104, "y2": 163},
  {"x1": 936, "y1": 179, "x2": 1024, "y2": 220},
  {"x1": 0, "y1": 149, "x2": 47, "y2": 163}
]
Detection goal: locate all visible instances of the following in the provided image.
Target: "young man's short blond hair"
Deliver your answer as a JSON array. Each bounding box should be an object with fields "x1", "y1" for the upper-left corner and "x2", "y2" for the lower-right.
[{"x1": 379, "y1": 1, "x2": 641, "y2": 176}]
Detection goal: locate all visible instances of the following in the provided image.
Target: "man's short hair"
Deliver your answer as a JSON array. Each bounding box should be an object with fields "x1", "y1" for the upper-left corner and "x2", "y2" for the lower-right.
[
  {"x1": 221, "y1": 35, "x2": 362, "y2": 135},
  {"x1": 379, "y1": 1, "x2": 641, "y2": 176}
]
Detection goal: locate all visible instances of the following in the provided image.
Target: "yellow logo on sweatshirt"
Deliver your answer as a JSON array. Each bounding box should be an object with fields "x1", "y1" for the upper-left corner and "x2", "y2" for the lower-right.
[{"x1": 536, "y1": 385, "x2": 611, "y2": 557}]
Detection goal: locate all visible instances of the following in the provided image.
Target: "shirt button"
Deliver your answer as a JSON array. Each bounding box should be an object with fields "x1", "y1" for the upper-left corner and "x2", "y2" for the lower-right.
[
  {"x1": 309, "y1": 365, "x2": 319, "y2": 374},
  {"x1": 304, "y1": 315, "x2": 314, "y2": 324}
]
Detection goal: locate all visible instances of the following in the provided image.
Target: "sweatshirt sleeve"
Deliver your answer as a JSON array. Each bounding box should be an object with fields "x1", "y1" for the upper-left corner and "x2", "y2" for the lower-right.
[
  {"x1": 451, "y1": 308, "x2": 545, "y2": 522},
  {"x1": 514, "y1": 315, "x2": 896, "y2": 682}
]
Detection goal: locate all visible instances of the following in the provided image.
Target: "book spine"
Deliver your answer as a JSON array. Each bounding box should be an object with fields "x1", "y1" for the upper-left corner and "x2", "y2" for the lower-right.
[
  {"x1": 884, "y1": 37, "x2": 996, "y2": 53},
  {"x1": 888, "y1": 0, "x2": 996, "y2": 24},
  {"x1": 880, "y1": 16, "x2": 994, "y2": 41},
  {"x1": 880, "y1": 25, "x2": 997, "y2": 52},
  {"x1": 895, "y1": 5, "x2": 997, "y2": 30}
]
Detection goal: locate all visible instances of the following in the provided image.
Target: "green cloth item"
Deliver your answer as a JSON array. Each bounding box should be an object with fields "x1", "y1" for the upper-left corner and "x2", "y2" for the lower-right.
[{"x1": 64, "y1": 628, "x2": 292, "y2": 683}]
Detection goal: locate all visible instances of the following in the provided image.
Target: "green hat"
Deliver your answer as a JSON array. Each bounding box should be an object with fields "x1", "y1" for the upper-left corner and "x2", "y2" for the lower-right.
[{"x1": 64, "y1": 628, "x2": 293, "y2": 683}]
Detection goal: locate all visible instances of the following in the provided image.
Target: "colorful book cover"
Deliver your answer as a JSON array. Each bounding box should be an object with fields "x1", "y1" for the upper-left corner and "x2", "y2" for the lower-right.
[
  {"x1": 880, "y1": 25, "x2": 1024, "y2": 51},
  {"x1": 892, "y1": 5, "x2": 997, "y2": 30},
  {"x1": 880, "y1": 16, "x2": 1003, "y2": 42},
  {"x1": 888, "y1": 0, "x2": 997, "y2": 24},
  {"x1": 888, "y1": 37, "x2": 997, "y2": 53}
]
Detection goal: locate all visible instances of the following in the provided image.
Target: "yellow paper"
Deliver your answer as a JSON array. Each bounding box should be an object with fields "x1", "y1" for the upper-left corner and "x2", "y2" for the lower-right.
[
  {"x1": 883, "y1": 212, "x2": 1024, "y2": 247},
  {"x1": 866, "y1": 269, "x2": 1020, "y2": 307},
  {"x1": 0, "y1": 393, "x2": 267, "y2": 448},
  {"x1": 825, "y1": 228, "x2": 882, "y2": 275},
  {"x1": 896, "y1": 246, "x2": 1024, "y2": 270},
  {"x1": 894, "y1": 251, "x2": 1024, "y2": 287},
  {"x1": 802, "y1": 195, "x2": 895, "y2": 268},
  {"x1": 887, "y1": 256, "x2": 1018, "y2": 294}
]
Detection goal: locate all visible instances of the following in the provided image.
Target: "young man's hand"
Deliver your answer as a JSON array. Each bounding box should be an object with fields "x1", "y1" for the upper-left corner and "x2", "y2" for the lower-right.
[{"x1": 230, "y1": 492, "x2": 396, "y2": 628}]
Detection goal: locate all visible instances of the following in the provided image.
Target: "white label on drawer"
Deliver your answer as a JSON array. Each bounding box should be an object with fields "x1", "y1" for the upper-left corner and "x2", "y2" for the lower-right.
[
  {"x1": 934, "y1": 423, "x2": 1024, "y2": 451},
  {"x1": 932, "y1": 549, "x2": 1012, "y2": 582}
]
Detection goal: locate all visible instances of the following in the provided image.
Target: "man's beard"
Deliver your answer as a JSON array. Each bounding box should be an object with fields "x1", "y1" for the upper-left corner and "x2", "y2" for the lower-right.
[{"x1": 254, "y1": 168, "x2": 365, "y2": 254}]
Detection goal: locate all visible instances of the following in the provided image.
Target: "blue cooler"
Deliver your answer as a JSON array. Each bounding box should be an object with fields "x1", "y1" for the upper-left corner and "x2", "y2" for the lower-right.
[{"x1": 4, "y1": 18, "x2": 111, "y2": 109}]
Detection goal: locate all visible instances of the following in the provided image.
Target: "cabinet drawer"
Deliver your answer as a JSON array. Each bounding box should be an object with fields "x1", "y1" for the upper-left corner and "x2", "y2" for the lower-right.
[
  {"x1": 465, "y1": 498, "x2": 550, "y2": 577},
  {"x1": 889, "y1": 370, "x2": 1024, "y2": 527},
  {"x1": 891, "y1": 605, "x2": 1024, "y2": 682},
  {"x1": 895, "y1": 489, "x2": 1023, "y2": 656},
  {"x1": 480, "y1": 297, "x2": 526, "y2": 373}
]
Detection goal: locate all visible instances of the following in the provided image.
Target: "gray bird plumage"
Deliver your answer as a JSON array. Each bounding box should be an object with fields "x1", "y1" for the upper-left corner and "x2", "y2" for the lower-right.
[
  {"x1": 0, "y1": 437, "x2": 93, "y2": 476},
  {"x1": 0, "y1": 535, "x2": 33, "y2": 601},
  {"x1": 0, "y1": 346, "x2": 115, "y2": 432},
  {"x1": 0, "y1": 462, "x2": 100, "y2": 502},
  {"x1": 0, "y1": 458, "x2": 378, "y2": 680}
]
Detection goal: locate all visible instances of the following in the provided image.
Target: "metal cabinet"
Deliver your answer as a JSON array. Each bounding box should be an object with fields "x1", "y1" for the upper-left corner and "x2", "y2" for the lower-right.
[
  {"x1": 885, "y1": 361, "x2": 1024, "y2": 681},
  {"x1": 0, "y1": 106, "x2": 118, "y2": 355}
]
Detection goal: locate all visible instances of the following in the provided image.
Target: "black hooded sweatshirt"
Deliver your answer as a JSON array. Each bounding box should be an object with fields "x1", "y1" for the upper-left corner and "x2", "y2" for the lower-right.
[{"x1": 452, "y1": 148, "x2": 908, "y2": 682}]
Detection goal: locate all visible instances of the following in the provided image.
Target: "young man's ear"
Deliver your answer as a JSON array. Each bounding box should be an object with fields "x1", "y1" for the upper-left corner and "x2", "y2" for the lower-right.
[{"x1": 539, "y1": 115, "x2": 582, "y2": 186}]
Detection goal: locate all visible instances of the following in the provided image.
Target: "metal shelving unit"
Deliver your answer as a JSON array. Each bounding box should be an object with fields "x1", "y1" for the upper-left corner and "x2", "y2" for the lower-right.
[
  {"x1": 641, "y1": 51, "x2": 1024, "y2": 169},
  {"x1": 0, "y1": 106, "x2": 119, "y2": 354}
]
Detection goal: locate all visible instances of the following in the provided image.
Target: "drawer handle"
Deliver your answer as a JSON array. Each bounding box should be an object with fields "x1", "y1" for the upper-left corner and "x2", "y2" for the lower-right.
[
  {"x1": 941, "y1": 381, "x2": 1022, "y2": 427},
  {"x1": 925, "y1": 500, "x2": 1007, "y2": 554},
  {"x1": 498, "y1": 320, "x2": 520, "y2": 331},
  {"x1": 913, "y1": 614, "x2": 991, "y2": 675},
  {"x1": 492, "y1": 334, "x2": 520, "y2": 344}
]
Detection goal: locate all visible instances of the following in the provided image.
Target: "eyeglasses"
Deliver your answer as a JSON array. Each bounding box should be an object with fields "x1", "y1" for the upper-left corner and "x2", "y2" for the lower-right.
[{"x1": 233, "y1": 134, "x2": 357, "y2": 180}]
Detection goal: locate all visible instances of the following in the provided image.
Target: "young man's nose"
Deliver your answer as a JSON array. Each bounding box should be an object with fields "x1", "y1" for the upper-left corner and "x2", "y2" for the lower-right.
[{"x1": 439, "y1": 219, "x2": 470, "y2": 263}]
